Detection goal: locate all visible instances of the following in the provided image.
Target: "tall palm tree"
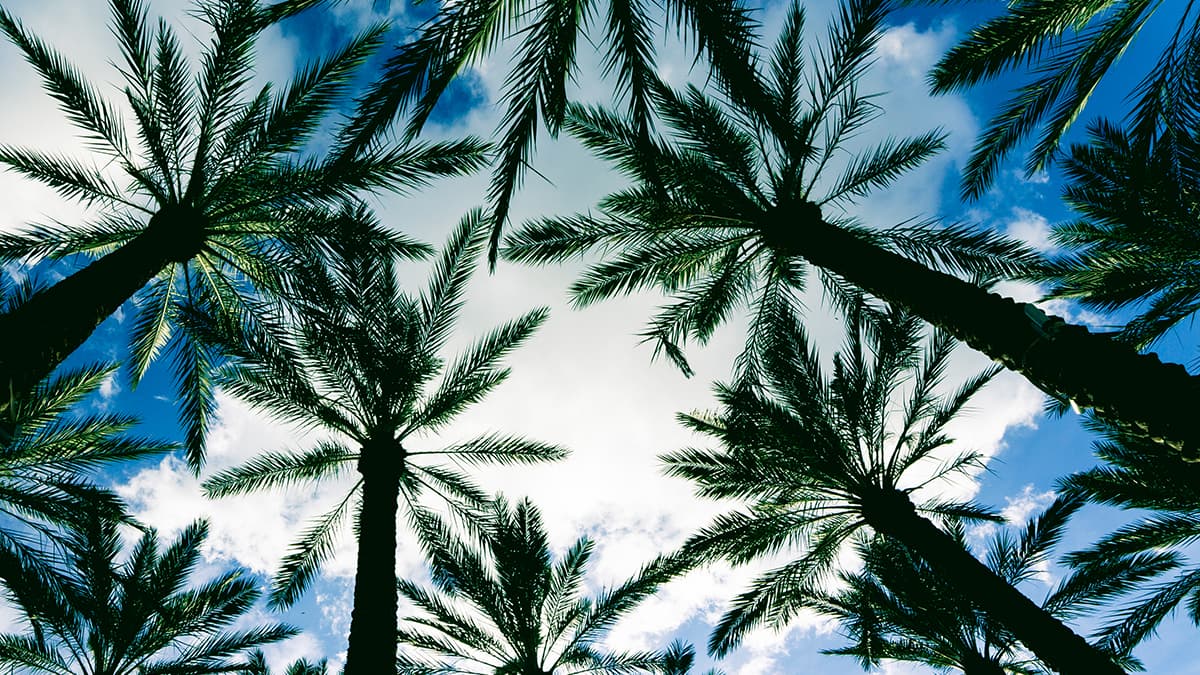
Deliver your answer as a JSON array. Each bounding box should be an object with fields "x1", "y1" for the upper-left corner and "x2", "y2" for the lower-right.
[
  {"x1": 0, "y1": 273, "x2": 174, "y2": 577},
  {"x1": 1058, "y1": 420, "x2": 1200, "y2": 659},
  {"x1": 1039, "y1": 112, "x2": 1200, "y2": 349},
  {"x1": 395, "y1": 497, "x2": 676, "y2": 675},
  {"x1": 921, "y1": 0, "x2": 1200, "y2": 198},
  {"x1": 0, "y1": 516, "x2": 296, "y2": 675},
  {"x1": 810, "y1": 500, "x2": 1160, "y2": 674},
  {"x1": 662, "y1": 299, "x2": 1125, "y2": 674},
  {"x1": 0, "y1": 0, "x2": 488, "y2": 464},
  {"x1": 502, "y1": 0, "x2": 1200, "y2": 459},
  {"x1": 202, "y1": 212, "x2": 566, "y2": 675},
  {"x1": 335, "y1": 0, "x2": 761, "y2": 262}
]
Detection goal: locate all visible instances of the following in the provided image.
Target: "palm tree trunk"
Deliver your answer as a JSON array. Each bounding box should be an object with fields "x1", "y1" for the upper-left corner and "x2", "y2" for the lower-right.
[
  {"x1": 860, "y1": 487, "x2": 1125, "y2": 675},
  {"x1": 344, "y1": 446, "x2": 401, "y2": 675},
  {"x1": 766, "y1": 207, "x2": 1200, "y2": 459},
  {"x1": 0, "y1": 207, "x2": 203, "y2": 403}
]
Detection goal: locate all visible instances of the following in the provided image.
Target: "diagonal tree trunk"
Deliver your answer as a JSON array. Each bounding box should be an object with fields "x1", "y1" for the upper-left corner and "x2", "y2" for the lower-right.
[
  {"x1": 344, "y1": 442, "x2": 402, "y2": 675},
  {"x1": 0, "y1": 206, "x2": 205, "y2": 403},
  {"x1": 860, "y1": 487, "x2": 1125, "y2": 675},
  {"x1": 766, "y1": 204, "x2": 1200, "y2": 459}
]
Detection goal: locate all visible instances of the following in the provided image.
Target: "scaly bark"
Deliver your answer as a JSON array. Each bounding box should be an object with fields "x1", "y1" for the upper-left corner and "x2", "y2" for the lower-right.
[
  {"x1": 860, "y1": 487, "x2": 1125, "y2": 675},
  {"x1": 344, "y1": 441, "x2": 402, "y2": 675},
  {"x1": 764, "y1": 201, "x2": 1200, "y2": 459}
]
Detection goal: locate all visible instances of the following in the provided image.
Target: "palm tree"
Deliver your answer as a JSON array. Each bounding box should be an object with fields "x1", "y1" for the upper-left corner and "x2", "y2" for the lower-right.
[
  {"x1": 395, "y1": 497, "x2": 675, "y2": 675},
  {"x1": 810, "y1": 500, "x2": 1160, "y2": 674},
  {"x1": 662, "y1": 298, "x2": 1125, "y2": 674},
  {"x1": 335, "y1": 0, "x2": 761, "y2": 261},
  {"x1": 502, "y1": 0, "x2": 1200, "y2": 459},
  {"x1": 0, "y1": 515, "x2": 296, "y2": 674},
  {"x1": 0, "y1": 273, "x2": 174, "y2": 578},
  {"x1": 1058, "y1": 419, "x2": 1200, "y2": 659},
  {"x1": 661, "y1": 641, "x2": 724, "y2": 675},
  {"x1": 0, "y1": 0, "x2": 488, "y2": 464},
  {"x1": 240, "y1": 650, "x2": 328, "y2": 675},
  {"x1": 1039, "y1": 111, "x2": 1200, "y2": 349},
  {"x1": 202, "y1": 212, "x2": 566, "y2": 675},
  {"x1": 922, "y1": 0, "x2": 1200, "y2": 198}
]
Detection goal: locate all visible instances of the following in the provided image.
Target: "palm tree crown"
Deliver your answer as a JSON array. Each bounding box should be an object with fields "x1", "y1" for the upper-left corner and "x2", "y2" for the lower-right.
[
  {"x1": 0, "y1": 516, "x2": 296, "y2": 675},
  {"x1": 502, "y1": 0, "x2": 1200, "y2": 460},
  {"x1": 0, "y1": 0, "x2": 488, "y2": 464},
  {"x1": 202, "y1": 211, "x2": 565, "y2": 673},
  {"x1": 814, "y1": 500, "x2": 1155, "y2": 674},
  {"x1": 1040, "y1": 110, "x2": 1200, "y2": 349},
  {"x1": 396, "y1": 497, "x2": 676, "y2": 675},
  {"x1": 664, "y1": 300, "x2": 1124, "y2": 674},
  {"x1": 504, "y1": 0, "x2": 1035, "y2": 376}
]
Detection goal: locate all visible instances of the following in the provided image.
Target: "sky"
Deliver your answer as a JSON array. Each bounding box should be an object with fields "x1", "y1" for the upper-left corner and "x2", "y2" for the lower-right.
[{"x1": 0, "y1": 0, "x2": 1195, "y2": 673}]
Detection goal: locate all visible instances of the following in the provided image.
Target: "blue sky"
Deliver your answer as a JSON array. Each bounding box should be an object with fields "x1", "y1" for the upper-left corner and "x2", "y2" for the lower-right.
[{"x1": 0, "y1": 0, "x2": 1196, "y2": 673}]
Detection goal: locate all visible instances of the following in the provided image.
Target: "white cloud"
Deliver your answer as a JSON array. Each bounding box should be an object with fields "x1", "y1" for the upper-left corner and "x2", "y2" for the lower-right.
[
  {"x1": 1006, "y1": 207, "x2": 1057, "y2": 252},
  {"x1": 1001, "y1": 484, "x2": 1056, "y2": 525}
]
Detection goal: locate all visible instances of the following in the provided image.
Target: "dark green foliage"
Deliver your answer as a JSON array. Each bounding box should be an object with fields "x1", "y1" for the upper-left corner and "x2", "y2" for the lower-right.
[
  {"x1": 1060, "y1": 421, "x2": 1200, "y2": 657},
  {"x1": 201, "y1": 213, "x2": 563, "y2": 672},
  {"x1": 240, "y1": 649, "x2": 329, "y2": 675},
  {"x1": 395, "y1": 497, "x2": 676, "y2": 674},
  {"x1": 0, "y1": 274, "x2": 175, "y2": 583},
  {"x1": 0, "y1": 0, "x2": 488, "y2": 465},
  {"x1": 337, "y1": 0, "x2": 761, "y2": 261},
  {"x1": 1041, "y1": 109, "x2": 1200, "y2": 348},
  {"x1": 814, "y1": 500, "x2": 1157, "y2": 673},
  {"x1": 503, "y1": 0, "x2": 1040, "y2": 376},
  {"x1": 663, "y1": 298, "x2": 1001, "y2": 655},
  {"x1": 923, "y1": 0, "x2": 1200, "y2": 198},
  {"x1": 0, "y1": 516, "x2": 296, "y2": 675}
]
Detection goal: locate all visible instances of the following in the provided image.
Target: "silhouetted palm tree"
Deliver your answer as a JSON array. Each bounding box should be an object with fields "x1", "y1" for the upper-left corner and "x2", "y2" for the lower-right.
[
  {"x1": 812, "y1": 499, "x2": 1156, "y2": 674},
  {"x1": 0, "y1": 516, "x2": 295, "y2": 674},
  {"x1": 0, "y1": 274, "x2": 173, "y2": 580},
  {"x1": 0, "y1": 0, "x2": 488, "y2": 464},
  {"x1": 503, "y1": 0, "x2": 1200, "y2": 459},
  {"x1": 1059, "y1": 420, "x2": 1200, "y2": 659},
  {"x1": 922, "y1": 0, "x2": 1200, "y2": 198},
  {"x1": 337, "y1": 0, "x2": 761, "y2": 261},
  {"x1": 395, "y1": 497, "x2": 675, "y2": 675},
  {"x1": 664, "y1": 299, "x2": 1125, "y2": 674},
  {"x1": 202, "y1": 212, "x2": 565, "y2": 675},
  {"x1": 1040, "y1": 110, "x2": 1200, "y2": 348},
  {"x1": 661, "y1": 641, "x2": 723, "y2": 675}
]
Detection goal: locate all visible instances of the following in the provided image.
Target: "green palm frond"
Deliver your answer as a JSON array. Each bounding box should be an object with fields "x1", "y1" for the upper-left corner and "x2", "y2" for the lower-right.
[
  {"x1": 922, "y1": 0, "x2": 1200, "y2": 197},
  {"x1": 206, "y1": 212, "x2": 562, "y2": 641},
  {"x1": 337, "y1": 0, "x2": 761, "y2": 263},
  {"x1": 1039, "y1": 115, "x2": 1200, "y2": 348},
  {"x1": 397, "y1": 498, "x2": 674, "y2": 675},
  {"x1": 0, "y1": 516, "x2": 295, "y2": 675},
  {"x1": 1057, "y1": 418, "x2": 1200, "y2": 654},
  {"x1": 0, "y1": 0, "x2": 489, "y2": 462},
  {"x1": 502, "y1": 0, "x2": 1041, "y2": 374}
]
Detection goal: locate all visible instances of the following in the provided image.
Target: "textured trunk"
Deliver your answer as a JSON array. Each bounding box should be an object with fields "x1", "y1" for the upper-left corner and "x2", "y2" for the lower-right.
[
  {"x1": 861, "y1": 488, "x2": 1125, "y2": 675},
  {"x1": 0, "y1": 206, "x2": 204, "y2": 403},
  {"x1": 344, "y1": 444, "x2": 401, "y2": 675},
  {"x1": 767, "y1": 205, "x2": 1200, "y2": 459}
]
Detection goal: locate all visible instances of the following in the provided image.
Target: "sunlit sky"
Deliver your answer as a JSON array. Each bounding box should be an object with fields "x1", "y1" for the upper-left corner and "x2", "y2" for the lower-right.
[{"x1": 0, "y1": 1, "x2": 1195, "y2": 673}]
